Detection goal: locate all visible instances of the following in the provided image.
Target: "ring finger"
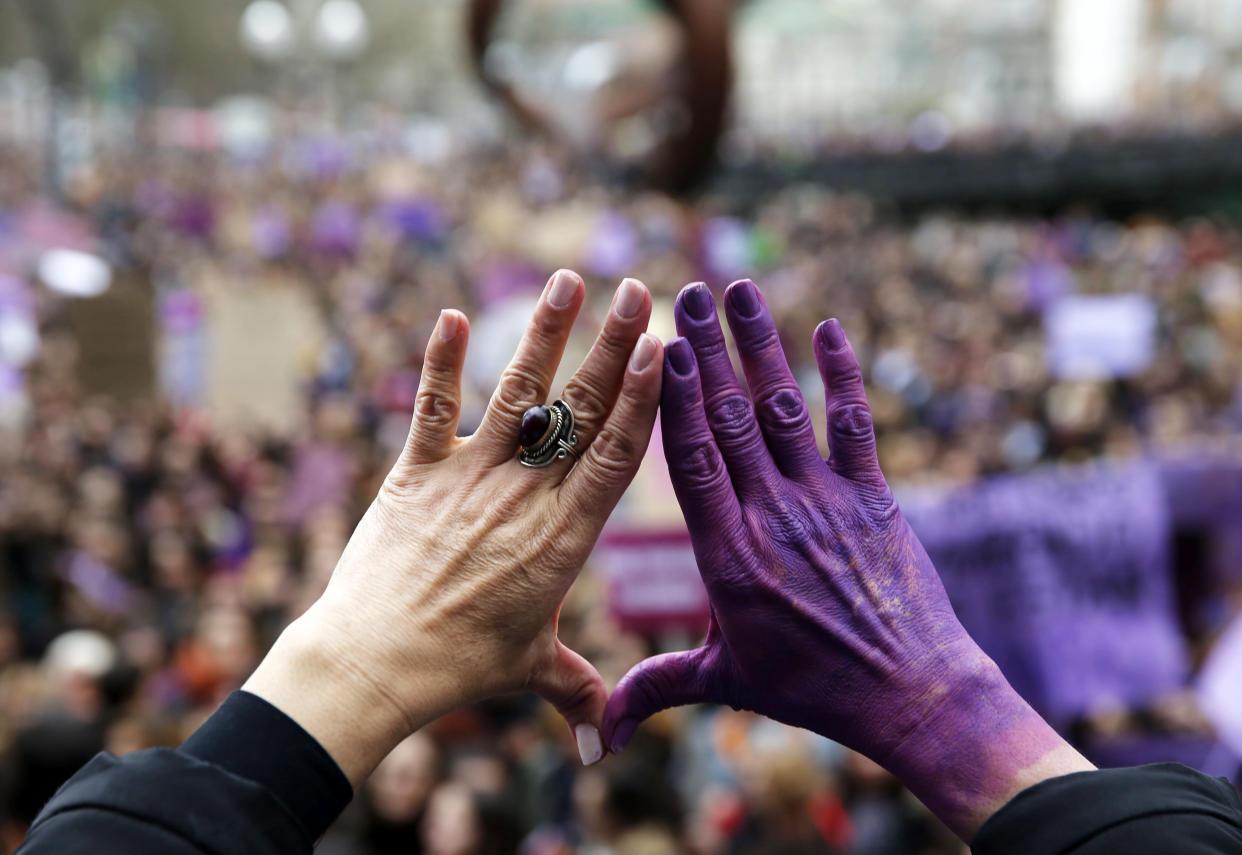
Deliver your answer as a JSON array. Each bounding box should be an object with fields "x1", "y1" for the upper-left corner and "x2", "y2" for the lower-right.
[{"x1": 472, "y1": 269, "x2": 585, "y2": 466}]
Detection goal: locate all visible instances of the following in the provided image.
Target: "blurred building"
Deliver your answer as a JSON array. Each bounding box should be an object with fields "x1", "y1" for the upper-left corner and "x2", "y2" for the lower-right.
[
  {"x1": 734, "y1": 0, "x2": 1053, "y2": 143},
  {"x1": 8, "y1": 0, "x2": 1242, "y2": 150}
]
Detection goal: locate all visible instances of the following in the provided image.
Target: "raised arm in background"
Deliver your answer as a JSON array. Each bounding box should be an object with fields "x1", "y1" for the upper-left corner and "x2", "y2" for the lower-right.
[{"x1": 603, "y1": 279, "x2": 1242, "y2": 852}]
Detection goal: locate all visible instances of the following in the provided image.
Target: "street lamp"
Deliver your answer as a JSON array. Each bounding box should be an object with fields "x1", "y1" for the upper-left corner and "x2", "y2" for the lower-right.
[
  {"x1": 37, "y1": 248, "x2": 113, "y2": 298},
  {"x1": 314, "y1": 0, "x2": 370, "y2": 62},
  {"x1": 240, "y1": 0, "x2": 296, "y2": 63},
  {"x1": 238, "y1": 0, "x2": 370, "y2": 120}
]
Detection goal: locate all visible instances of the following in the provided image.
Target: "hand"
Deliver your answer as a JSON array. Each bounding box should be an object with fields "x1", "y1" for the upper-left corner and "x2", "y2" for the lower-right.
[
  {"x1": 245, "y1": 271, "x2": 663, "y2": 784},
  {"x1": 602, "y1": 279, "x2": 1091, "y2": 839}
]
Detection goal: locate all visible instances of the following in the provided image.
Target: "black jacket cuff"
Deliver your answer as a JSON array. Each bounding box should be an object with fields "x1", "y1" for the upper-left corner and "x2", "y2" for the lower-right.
[
  {"x1": 973, "y1": 763, "x2": 1242, "y2": 854},
  {"x1": 180, "y1": 690, "x2": 353, "y2": 842}
]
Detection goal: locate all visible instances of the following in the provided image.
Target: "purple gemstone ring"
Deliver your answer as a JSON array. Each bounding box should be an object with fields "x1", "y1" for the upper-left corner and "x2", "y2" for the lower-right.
[{"x1": 517, "y1": 400, "x2": 579, "y2": 468}]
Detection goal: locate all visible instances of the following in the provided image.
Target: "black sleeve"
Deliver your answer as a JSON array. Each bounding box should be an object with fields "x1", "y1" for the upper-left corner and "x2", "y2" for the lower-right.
[
  {"x1": 18, "y1": 691, "x2": 353, "y2": 855},
  {"x1": 973, "y1": 763, "x2": 1242, "y2": 854}
]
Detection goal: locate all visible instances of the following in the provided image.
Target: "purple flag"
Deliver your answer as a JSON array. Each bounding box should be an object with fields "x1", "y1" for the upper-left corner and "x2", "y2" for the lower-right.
[{"x1": 902, "y1": 462, "x2": 1188, "y2": 723}]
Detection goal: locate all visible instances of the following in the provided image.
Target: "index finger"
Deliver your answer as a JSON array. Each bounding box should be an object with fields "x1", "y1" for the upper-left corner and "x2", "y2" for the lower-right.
[{"x1": 660, "y1": 337, "x2": 745, "y2": 541}]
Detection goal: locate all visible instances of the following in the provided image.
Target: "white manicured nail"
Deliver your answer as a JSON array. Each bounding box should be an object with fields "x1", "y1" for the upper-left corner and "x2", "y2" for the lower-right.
[
  {"x1": 547, "y1": 269, "x2": 579, "y2": 310},
  {"x1": 575, "y1": 724, "x2": 603, "y2": 766},
  {"x1": 614, "y1": 278, "x2": 645, "y2": 319}
]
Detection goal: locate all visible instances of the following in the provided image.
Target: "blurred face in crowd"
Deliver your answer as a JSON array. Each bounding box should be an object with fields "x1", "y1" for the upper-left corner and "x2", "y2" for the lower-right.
[
  {"x1": 450, "y1": 749, "x2": 509, "y2": 797},
  {"x1": 422, "y1": 782, "x2": 483, "y2": 855},
  {"x1": 150, "y1": 530, "x2": 197, "y2": 592},
  {"x1": 572, "y1": 766, "x2": 611, "y2": 841},
  {"x1": 369, "y1": 732, "x2": 439, "y2": 824},
  {"x1": 195, "y1": 605, "x2": 256, "y2": 686}
]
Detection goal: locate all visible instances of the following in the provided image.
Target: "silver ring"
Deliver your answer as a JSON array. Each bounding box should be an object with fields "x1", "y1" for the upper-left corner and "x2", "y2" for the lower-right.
[{"x1": 517, "y1": 400, "x2": 579, "y2": 468}]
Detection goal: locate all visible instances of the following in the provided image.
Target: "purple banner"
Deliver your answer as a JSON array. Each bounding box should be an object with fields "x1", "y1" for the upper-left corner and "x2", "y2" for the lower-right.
[
  {"x1": 1159, "y1": 451, "x2": 1242, "y2": 528},
  {"x1": 902, "y1": 462, "x2": 1189, "y2": 723}
]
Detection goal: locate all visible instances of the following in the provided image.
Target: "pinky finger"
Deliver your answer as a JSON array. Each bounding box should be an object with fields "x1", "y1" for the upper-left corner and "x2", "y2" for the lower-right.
[{"x1": 401, "y1": 310, "x2": 469, "y2": 466}]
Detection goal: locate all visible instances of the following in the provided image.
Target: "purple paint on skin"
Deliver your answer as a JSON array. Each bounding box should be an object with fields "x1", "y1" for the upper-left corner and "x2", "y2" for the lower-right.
[
  {"x1": 680, "y1": 282, "x2": 715, "y2": 321},
  {"x1": 603, "y1": 279, "x2": 1069, "y2": 840}
]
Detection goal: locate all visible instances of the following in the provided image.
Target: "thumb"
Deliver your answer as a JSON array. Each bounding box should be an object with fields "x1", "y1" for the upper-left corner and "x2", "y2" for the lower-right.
[
  {"x1": 603, "y1": 646, "x2": 718, "y2": 754},
  {"x1": 530, "y1": 641, "x2": 609, "y2": 767}
]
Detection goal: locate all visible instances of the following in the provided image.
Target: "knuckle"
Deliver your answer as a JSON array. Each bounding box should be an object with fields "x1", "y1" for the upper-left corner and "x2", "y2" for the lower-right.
[
  {"x1": 706, "y1": 393, "x2": 758, "y2": 441},
  {"x1": 529, "y1": 309, "x2": 564, "y2": 342},
  {"x1": 561, "y1": 379, "x2": 611, "y2": 435},
  {"x1": 766, "y1": 502, "x2": 817, "y2": 547},
  {"x1": 830, "y1": 361, "x2": 865, "y2": 391},
  {"x1": 550, "y1": 682, "x2": 595, "y2": 715},
  {"x1": 829, "y1": 402, "x2": 875, "y2": 442},
  {"x1": 413, "y1": 387, "x2": 460, "y2": 428},
  {"x1": 739, "y1": 324, "x2": 781, "y2": 355},
  {"x1": 632, "y1": 668, "x2": 672, "y2": 711},
  {"x1": 675, "y1": 440, "x2": 728, "y2": 491},
  {"x1": 376, "y1": 475, "x2": 423, "y2": 512},
  {"x1": 494, "y1": 365, "x2": 546, "y2": 415},
  {"x1": 595, "y1": 323, "x2": 634, "y2": 360},
  {"x1": 754, "y1": 386, "x2": 810, "y2": 433},
  {"x1": 584, "y1": 425, "x2": 641, "y2": 478},
  {"x1": 865, "y1": 488, "x2": 900, "y2": 521},
  {"x1": 690, "y1": 332, "x2": 730, "y2": 363}
]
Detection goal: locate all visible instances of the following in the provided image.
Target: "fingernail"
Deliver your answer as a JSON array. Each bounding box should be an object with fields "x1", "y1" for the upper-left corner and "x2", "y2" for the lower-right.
[
  {"x1": 666, "y1": 338, "x2": 695, "y2": 377},
  {"x1": 436, "y1": 310, "x2": 460, "y2": 343},
  {"x1": 629, "y1": 333, "x2": 657, "y2": 372},
  {"x1": 614, "y1": 278, "x2": 645, "y2": 320},
  {"x1": 819, "y1": 318, "x2": 847, "y2": 350},
  {"x1": 547, "y1": 270, "x2": 579, "y2": 310},
  {"x1": 726, "y1": 279, "x2": 763, "y2": 319},
  {"x1": 575, "y1": 724, "x2": 604, "y2": 766},
  {"x1": 680, "y1": 283, "x2": 714, "y2": 321},
  {"x1": 610, "y1": 718, "x2": 638, "y2": 754}
]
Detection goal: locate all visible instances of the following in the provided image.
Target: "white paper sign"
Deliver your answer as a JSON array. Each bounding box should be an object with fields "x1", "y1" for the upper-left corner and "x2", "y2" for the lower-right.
[
  {"x1": 1045, "y1": 294, "x2": 1156, "y2": 380},
  {"x1": 1196, "y1": 613, "x2": 1242, "y2": 758}
]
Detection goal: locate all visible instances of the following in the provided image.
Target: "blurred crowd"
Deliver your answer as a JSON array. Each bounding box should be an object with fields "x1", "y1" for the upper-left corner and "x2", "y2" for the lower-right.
[{"x1": 2, "y1": 128, "x2": 1242, "y2": 855}]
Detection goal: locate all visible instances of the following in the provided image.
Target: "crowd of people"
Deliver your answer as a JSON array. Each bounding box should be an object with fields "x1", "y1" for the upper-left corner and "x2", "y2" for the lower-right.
[{"x1": 1, "y1": 126, "x2": 1242, "y2": 855}]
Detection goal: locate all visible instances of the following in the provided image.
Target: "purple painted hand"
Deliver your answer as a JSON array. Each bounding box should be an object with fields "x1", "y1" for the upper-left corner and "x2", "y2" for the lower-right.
[{"x1": 603, "y1": 280, "x2": 1092, "y2": 840}]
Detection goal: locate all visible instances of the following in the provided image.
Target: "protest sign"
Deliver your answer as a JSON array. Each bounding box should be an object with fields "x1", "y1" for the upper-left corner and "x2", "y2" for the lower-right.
[
  {"x1": 592, "y1": 528, "x2": 710, "y2": 633},
  {"x1": 1196, "y1": 612, "x2": 1242, "y2": 761},
  {"x1": 202, "y1": 274, "x2": 324, "y2": 435},
  {"x1": 902, "y1": 462, "x2": 1188, "y2": 722},
  {"x1": 67, "y1": 273, "x2": 155, "y2": 402},
  {"x1": 1045, "y1": 294, "x2": 1156, "y2": 380}
]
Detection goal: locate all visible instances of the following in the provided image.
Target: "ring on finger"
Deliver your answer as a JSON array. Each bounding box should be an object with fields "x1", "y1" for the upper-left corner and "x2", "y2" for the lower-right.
[{"x1": 517, "y1": 400, "x2": 579, "y2": 468}]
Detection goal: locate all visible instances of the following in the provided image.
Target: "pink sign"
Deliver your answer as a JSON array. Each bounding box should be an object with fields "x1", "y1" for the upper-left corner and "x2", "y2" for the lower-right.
[{"x1": 592, "y1": 529, "x2": 709, "y2": 634}]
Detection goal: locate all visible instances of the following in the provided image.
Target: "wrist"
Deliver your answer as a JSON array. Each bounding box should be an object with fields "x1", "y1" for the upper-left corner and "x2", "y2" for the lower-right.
[
  {"x1": 874, "y1": 646, "x2": 1093, "y2": 841},
  {"x1": 242, "y1": 608, "x2": 451, "y2": 787}
]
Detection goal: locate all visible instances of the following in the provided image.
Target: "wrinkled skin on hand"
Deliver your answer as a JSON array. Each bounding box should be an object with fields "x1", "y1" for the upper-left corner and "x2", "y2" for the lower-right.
[
  {"x1": 246, "y1": 271, "x2": 663, "y2": 783},
  {"x1": 603, "y1": 280, "x2": 1087, "y2": 839}
]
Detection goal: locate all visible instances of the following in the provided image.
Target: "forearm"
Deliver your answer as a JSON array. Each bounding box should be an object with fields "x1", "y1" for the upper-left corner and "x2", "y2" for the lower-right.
[
  {"x1": 241, "y1": 605, "x2": 453, "y2": 787},
  {"x1": 873, "y1": 650, "x2": 1094, "y2": 841}
]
